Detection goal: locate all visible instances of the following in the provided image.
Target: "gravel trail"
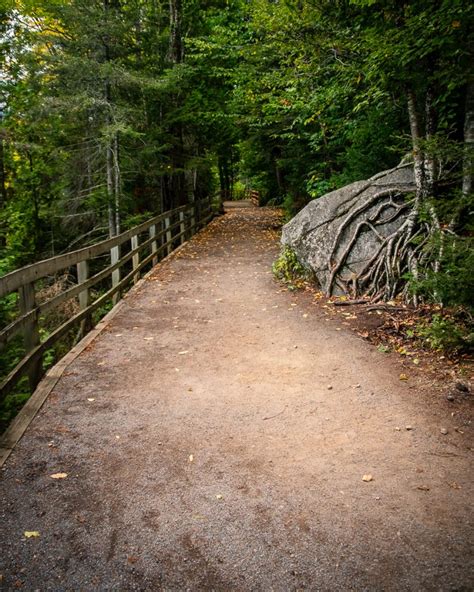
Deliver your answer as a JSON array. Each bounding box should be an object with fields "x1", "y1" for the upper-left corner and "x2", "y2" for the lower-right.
[{"x1": 0, "y1": 208, "x2": 472, "y2": 591}]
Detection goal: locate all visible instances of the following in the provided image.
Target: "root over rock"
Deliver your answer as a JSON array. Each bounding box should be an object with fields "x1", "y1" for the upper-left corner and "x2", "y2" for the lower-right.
[{"x1": 281, "y1": 164, "x2": 420, "y2": 300}]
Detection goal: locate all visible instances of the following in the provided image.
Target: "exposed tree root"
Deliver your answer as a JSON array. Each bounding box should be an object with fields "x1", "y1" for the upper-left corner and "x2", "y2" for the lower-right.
[{"x1": 325, "y1": 188, "x2": 443, "y2": 304}]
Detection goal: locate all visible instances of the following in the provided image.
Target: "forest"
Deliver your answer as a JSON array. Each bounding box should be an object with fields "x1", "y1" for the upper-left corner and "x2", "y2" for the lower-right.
[{"x1": 0, "y1": 1, "x2": 473, "y2": 424}]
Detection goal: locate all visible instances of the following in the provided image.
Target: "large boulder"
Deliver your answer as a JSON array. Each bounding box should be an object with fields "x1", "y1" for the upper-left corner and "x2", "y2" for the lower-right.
[{"x1": 281, "y1": 164, "x2": 415, "y2": 295}]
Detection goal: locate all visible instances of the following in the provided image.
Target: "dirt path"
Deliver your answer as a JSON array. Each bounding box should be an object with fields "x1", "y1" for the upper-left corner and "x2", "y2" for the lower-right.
[{"x1": 1, "y1": 208, "x2": 472, "y2": 591}]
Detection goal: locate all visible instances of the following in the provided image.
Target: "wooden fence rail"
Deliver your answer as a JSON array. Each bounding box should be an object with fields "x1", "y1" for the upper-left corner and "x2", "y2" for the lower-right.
[{"x1": 0, "y1": 198, "x2": 213, "y2": 401}]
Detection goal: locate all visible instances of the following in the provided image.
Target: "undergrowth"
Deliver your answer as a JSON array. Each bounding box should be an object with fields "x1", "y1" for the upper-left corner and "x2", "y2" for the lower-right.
[
  {"x1": 416, "y1": 312, "x2": 473, "y2": 354},
  {"x1": 273, "y1": 247, "x2": 311, "y2": 290}
]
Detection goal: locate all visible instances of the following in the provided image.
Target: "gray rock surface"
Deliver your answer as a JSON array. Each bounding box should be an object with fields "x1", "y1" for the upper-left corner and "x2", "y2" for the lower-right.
[{"x1": 281, "y1": 164, "x2": 415, "y2": 294}]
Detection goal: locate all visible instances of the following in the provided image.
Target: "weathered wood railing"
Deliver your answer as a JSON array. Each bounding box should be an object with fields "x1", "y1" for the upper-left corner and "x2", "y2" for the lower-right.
[
  {"x1": 0, "y1": 198, "x2": 213, "y2": 401},
  {"x1": 246, "y1": 189, "x2": 260, "y2": 204}
]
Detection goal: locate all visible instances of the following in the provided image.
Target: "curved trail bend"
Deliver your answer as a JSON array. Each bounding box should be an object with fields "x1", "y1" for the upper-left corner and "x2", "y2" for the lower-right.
[{"x1": 0, "y1": 208, "x2": 472, "y2": 591}]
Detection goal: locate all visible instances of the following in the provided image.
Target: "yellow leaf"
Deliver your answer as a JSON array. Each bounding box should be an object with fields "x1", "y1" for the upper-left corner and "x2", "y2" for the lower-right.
[
  {"x1": 50, "y1": 473, "x2": 68, "y2": 479},
  {"x1": 24, "y1": 531, "x2": 40, "y2": 538},
  {"x1": 399, "y1": 373, "x2": 409, "y2": 381},
  {"x1": 362, "y1": 474, "x2": 373, "y2": 482}
]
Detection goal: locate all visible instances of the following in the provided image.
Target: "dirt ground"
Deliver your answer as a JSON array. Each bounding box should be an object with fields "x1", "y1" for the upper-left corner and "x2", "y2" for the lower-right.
[{"x1": 0, "y1": 207, "x2": 473, "y2": 591}]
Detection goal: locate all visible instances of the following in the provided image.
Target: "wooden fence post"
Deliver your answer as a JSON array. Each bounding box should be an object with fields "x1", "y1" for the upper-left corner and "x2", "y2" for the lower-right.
[
  {"x1": 131, "y1": 234, "x2": 140, "y2": 284},
  {"x1": 179, "y1": 211, "x2": 185, "y2": 244},
  {"x1": 149, "y1": 224, "x2": 158, "y2": 266},
  {"x1": 196, "y1": 198, "x2": 201, "y2": 227},
  {"x1": 77, "y1": 259, "x2": 92, "y2": 337},
  {"x1": 18, "y1": 282, "x2": 42, "y2": 391},
  {"x1": 111, "y1": 245, "x2": 121, "y2": 304},
  {"x1": 191, "y1": 205, "x2": 196, "y2": 236},
  {"x1": 165, "y1": 216, "x2": 172, "y2": 256}
]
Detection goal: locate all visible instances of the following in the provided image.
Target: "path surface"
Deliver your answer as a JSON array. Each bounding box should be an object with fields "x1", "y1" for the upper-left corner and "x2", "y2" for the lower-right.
[{"x1": 1, "y1": 208, "x2": 473, "y2": 591}]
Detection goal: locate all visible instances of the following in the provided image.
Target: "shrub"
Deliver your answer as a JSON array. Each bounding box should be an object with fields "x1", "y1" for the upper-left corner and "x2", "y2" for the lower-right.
[
  {"x1": 409, "y1": 235, "x2": 474, "y2": 310},
  {"x1": 272, "y1": 246, "x2": 310, "y2": 287},
  {"x1": 417, "y1": 313, "x2": 473, "y2": 353}
]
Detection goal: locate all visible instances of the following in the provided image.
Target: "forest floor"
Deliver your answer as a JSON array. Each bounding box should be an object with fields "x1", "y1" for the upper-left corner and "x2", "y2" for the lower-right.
[{"x1": 0, "y1": 207, "x2": 473, "y2": 591}]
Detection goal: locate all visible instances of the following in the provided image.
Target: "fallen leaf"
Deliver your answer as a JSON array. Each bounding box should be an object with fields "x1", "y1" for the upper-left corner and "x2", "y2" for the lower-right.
[
  {"x1": 399, "y1": 373, "x2": 409, "y2": 381},
  {"x1": 189, "y1": 454, "x2": 194, "y2": 462},
  {"x1": 24, "y1": 531, "x2": 40, "y2": 538},
  {"x1": 87, "y1": 398, "x2": 95, "y2": 402},
  {"x1": 178, "y1": 350, "x2": 189, "y2": 355},
  {"x1": 144, "y1": 337, "x2": 154, "y2": 341},
  {"x1": 50, "y1": 473, "x2": 68, "y2": 479},
  {"x1": 417, "y1": 485, "x2": 430, "y2": 491},
  {"x1": 215, "y1": 494, "x2": 223, "y2": 500},
  {"x1": 362, "y1": 474, "x2": 373, "y2": 482}
]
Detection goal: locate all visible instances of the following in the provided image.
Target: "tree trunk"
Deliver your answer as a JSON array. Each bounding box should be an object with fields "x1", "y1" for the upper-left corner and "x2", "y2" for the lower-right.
[
  {"x1": 407, "y1": 88, "x2": 425, "y2": 202},
  {"x1": 424, "y1": 86, "x2": 437, "y2": 195},
  {"x1": 113, "y1": 132, "x2": 121, "y2": 234},
  {"x1": 168, "y1": 0, "x2": 183, "y2": 64},
  {"x1": 463, "y1": 81, "x2": 474, "y2": 196},
  {"x1": 164, "y1": 0, "x2": 186, "y2": 209},
  {"x1": 106, "y1": 138, "x2": 116, "y2": 237},
  {"x1": 0, "y1": 130, "x2": 6, "y2": 210},
  {"x1": 103, "y1": 0, "x2": 120, "y2": 237}
]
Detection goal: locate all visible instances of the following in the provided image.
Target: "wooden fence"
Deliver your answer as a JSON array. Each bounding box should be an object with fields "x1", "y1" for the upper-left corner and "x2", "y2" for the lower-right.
[{"x1": 0, "y1": 198, "x2": 213, "y2": 402}]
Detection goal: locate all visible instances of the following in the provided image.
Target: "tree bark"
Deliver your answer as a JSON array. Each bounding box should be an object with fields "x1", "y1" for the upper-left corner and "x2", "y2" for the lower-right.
[
  {"x1": 168, "y1": 0, "x2": 183, "y2": 64},
  {"x1": 164, "y1": 0, "x2": 187, "y2": 209},
  {"x1": 0, "y1": 125, "x2": 6, "y2": 210},
  {"x1": 103, "y1": 0, "x2": 120, "y2": 237},
  {"x1": 462, "y1": 81, "x2": 474, "y2": 196},
  {"x1": 113, "y1": 132, "x2": 121, "y2": 234},
  {"x1": 106, "y1": 138, "x2": 116, "y2": 237},
  {"x1": 407, "y1": 88, "x2": 425, "y2": 202},
  {"x1": 424, "y1": 86, "x2": 437, "y2": 195}
]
